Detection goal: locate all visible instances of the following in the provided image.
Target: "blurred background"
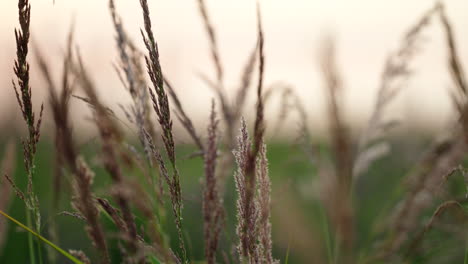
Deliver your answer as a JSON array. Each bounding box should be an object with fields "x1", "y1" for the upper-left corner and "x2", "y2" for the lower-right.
[
  {"x1": 1, "y1": 1, "x2": 468, "y2": 263},
  {"x1": 0, "y1": 0, "x2": 467, "y2": 139}
]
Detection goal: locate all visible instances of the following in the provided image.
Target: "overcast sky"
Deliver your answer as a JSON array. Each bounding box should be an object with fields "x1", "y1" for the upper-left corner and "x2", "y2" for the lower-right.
[{"x1": 0, "y1": 0, "x2": 467, "y2": 138}]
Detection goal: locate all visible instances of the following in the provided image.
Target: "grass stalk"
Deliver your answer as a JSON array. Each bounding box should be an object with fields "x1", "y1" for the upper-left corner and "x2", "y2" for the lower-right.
[
  {"x1": 26, "y1": 208, "x2": 36, "y2": 264},
  {"x1": 0, "y1": 209, "x2": 84, "y2": 264},
  {"x1": 319, "y1": 204, "x2": 333, "y2": 264}
]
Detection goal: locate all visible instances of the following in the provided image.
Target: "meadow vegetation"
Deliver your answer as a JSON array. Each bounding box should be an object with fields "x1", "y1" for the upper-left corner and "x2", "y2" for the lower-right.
[{"x1": 1, "y1": 1, "x2": 468, "y2": 263}]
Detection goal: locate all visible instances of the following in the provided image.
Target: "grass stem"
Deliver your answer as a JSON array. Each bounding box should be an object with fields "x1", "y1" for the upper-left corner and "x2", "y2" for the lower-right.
[
  {"x1": 26, "y1": 207, "x2": 36, "y2": 264},
  {"x1": 0, "y1": 209, "x2": 84, "y2": 264}
]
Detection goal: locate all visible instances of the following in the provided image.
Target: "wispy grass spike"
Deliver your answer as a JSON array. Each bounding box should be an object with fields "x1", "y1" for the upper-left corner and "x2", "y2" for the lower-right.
[{"x1": 138, "y1": 0, "x2": 187, "y2": 261}]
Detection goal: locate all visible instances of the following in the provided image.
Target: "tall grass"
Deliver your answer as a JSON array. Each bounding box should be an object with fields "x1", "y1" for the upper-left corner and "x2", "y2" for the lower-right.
[{"x1": 1, "y1": 1, "x2": 468, "y2": 264}]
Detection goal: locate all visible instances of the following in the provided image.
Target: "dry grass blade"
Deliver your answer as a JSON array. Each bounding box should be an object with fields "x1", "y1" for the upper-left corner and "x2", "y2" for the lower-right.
[
  {"x1": 34, "y1": 29, "x2": 76, "y2": 263},
  {"x1": 203, "y1": 100, "x2": 224, "y2": 264},
  {"x1": 374, "y1": 4, "x2": 468, "y2": 261},
  {"x1": 233, "y1": 42, "x2": 258, "y2": 120},
  {"x1": 366, "y1": 4, "x2": 466, "y2": 262},
  {"x1": 108, "y1": 1, "x2": 170, "y2": 226},
  {"x1": 164, "y1": 78, "x2": 204, "y2": 153},
  {"x1": 13, "y1": 0, "x2": 44, "y2": 200},
  {"x1": 109, "y1": 0, "x2": 138, "y2": 98},
  {"x1": 320, "y1": 37, "x2": 353, "y2": 187},
  {"x1": 35, "y1": 29, "x2": 74, "y2": 203},
  {"x1": 256, "y1": 142, "x2": 276, "y2": 264},
  {"x1": 234, "y1": 121, "x2": 277, "y2": 263},
  {"x1": 97, "y1": 198, "x2": 128, "y2": 238},
  {"x1": 38, "y1": 31, "x2": 111, "y2": 263},
  {"x1": 438, "y1": 3, "x2": 468, "y2": 144},
  {"x1": 196, "y1": 0, "x2": 236, "y2": 153},
  {"x1": 234, "y1": 5, "x2": 267, "y2": 261},
  {"x1": 438, "y1": 3, "x2": 467, "y2": 95},
  {"x1": 379, "y1": 138, "x2": 465, "y2": 262},
  {"x1": 118, "y1": 180, "x2": 176, "y2": 263},
  {"x1": 138, "y1": 1, "x2": 186, "y2": 260},
  {"x1": 139, "y1": 0, "x2": 176, "y2": 163},
  {"x1": 143, "y1": 129, "x2": 184, "y2": 264},
  {"x1": 265, "y1": 83, "x2": 310, "y2": 141},
  {"x1": 319, "y1": 36, "x2": 354, "y2": 254},
  {"x1": 3, "y1": 174, "x2": 26, "y2": 203},
  {"x1": 71, "y1": 49, "x2": 142, "y2": 258},
  {"x1": 233, "y1": 118, "x2": 258, "y2": 261},
  {"x1": 405, "y1": 200, "x2": 465, "y2": 257},
  {"x1": 109, "y1": 0, "x2": 158, "y2": 165},
  {"x1": 11, "y1": 1, "x2": 44, "y2": 262},
  {"x1": 252, "y1": 3, "x2": 266, "y2": 158},
  {"x1": 354, "y1": 3, "x2": 440, "y2": 179},
  {"x1": 197, "y1": 0, "x2": 224, "y2": 88},
  {"x1": 196, "y1": 1, "x2": 267, "y2": 200}
]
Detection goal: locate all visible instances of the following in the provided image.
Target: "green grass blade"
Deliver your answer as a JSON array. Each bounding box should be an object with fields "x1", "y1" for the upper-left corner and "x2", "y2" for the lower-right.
[
  {"x1": 0, "y1": 209, "x2": 84, "y2": 264},
  {"x1": 26, "y1": 208, "x2": 36, "y2": 264},
  {"x1": 318, "y1": 204, "x2": 334, "y2": 264}
]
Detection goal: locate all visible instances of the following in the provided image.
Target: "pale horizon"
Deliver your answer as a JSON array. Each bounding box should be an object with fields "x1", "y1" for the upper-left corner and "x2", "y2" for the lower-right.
[{"x1": 0, "y1": 0, "x2": 467, "y2": 140}]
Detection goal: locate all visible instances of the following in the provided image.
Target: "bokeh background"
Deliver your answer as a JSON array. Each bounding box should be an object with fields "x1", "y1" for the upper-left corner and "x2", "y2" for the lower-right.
[
  {"x1": 1, "y1": 1, "x2": 468, "y2": 263},
  {"x1": 0, "y1": 0, "x2": 467, "y2": 138}
]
